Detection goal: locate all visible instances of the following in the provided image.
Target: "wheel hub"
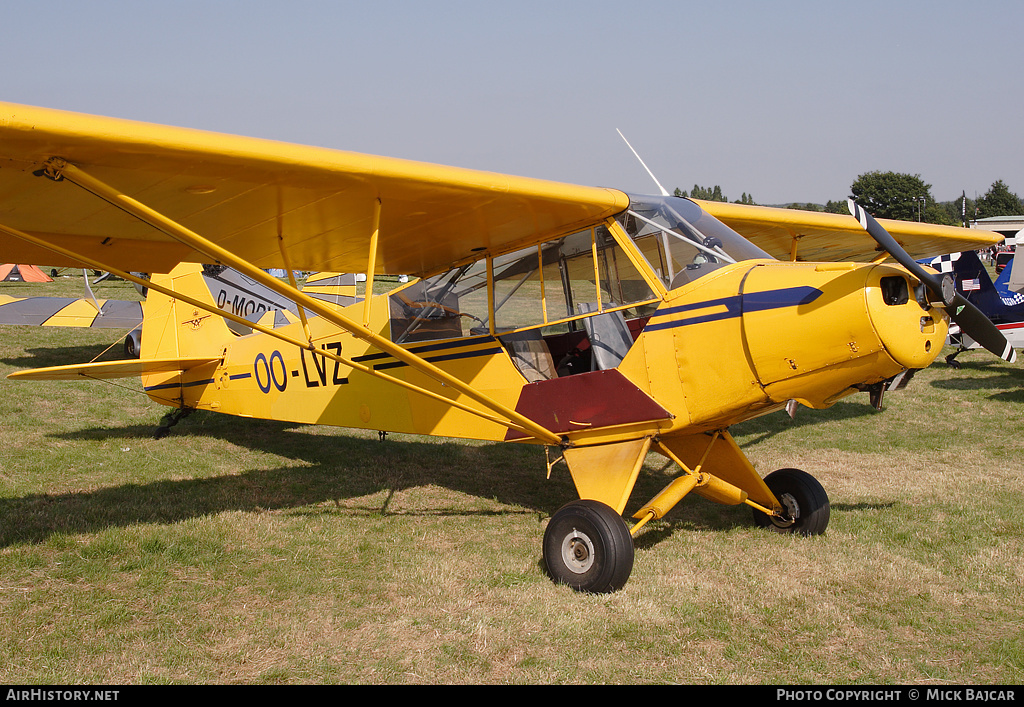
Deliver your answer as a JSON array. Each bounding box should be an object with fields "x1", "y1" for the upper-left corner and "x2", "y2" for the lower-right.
[
  {"x1": 560, "y1": 528, "x2": 595, "y2": 574},
  {"x1": 771, "y1": 492, "x2": 801, "y2": 529}
]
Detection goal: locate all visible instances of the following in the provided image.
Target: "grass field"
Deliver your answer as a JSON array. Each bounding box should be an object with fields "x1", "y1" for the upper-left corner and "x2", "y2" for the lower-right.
[{"x1": 0, "y1": 276, "x2": 1022, "y2": 684}]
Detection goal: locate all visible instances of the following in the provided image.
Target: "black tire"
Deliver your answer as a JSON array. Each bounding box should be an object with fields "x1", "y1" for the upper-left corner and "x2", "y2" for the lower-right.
[
  {"x1": 543, "y1": 499, "x2": 634, "y2": 593},
  {"x1": 124, "y1": 329, "x2": 141, "y2": 359},
  {"x1": 753, "y1": 468, "x2": 830, "y2": 536}
]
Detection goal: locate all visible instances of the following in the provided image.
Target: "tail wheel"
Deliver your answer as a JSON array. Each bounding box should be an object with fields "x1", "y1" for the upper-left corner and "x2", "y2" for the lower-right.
[
  {"x1": 543, "y1": 499, "x2": 634, "y2": 593},
  {"x1": 753, "y1": 468, "x2": 830, "y2": 536}
]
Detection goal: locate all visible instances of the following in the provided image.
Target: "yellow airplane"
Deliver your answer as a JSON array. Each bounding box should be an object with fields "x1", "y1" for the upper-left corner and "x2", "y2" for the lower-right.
[{"x1": 0, "y1": 102, "x2": 1012, "y2": 593}]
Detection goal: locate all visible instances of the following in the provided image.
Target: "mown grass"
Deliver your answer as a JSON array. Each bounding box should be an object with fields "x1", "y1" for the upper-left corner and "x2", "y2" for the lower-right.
[{"x1": 0, "y1": 277, "x2": 1022, "y2": 684}]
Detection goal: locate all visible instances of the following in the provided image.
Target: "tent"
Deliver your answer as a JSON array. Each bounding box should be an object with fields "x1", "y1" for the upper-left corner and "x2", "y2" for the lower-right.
[{"x1": 0, "y1": 264, "x2": 52, "y2": 282}]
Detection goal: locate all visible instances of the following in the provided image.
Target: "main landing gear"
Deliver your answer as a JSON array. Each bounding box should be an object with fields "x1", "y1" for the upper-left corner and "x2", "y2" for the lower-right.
[
  {"x1": 751, "y1": 468, "x2": 830, "y2": 536},
  {"x1": 542, "y1": 467, "x2": 830, "y2": 593},
  {"x1": 543, "y1": 499, "x2": 634, "y2": 594}
]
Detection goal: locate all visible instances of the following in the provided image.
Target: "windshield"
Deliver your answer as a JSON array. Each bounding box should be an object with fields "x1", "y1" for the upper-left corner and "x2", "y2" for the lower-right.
[{"x1": 616, "y1": 194, "x2": 773, "y2": 289}]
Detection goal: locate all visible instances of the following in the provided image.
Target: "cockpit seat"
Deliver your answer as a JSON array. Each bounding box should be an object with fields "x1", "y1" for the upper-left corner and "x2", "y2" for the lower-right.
[
  {"x1": 497, "y1": 328, "x2": 557, "y2": 382},
  {"x1": 577, "y1": 303, "x2": 635, "y2": 371}
]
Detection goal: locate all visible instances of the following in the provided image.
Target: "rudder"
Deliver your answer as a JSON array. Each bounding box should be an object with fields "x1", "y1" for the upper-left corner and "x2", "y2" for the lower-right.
[{"x1": 141, "y1": 263, "x2": 235, "y2": 360}]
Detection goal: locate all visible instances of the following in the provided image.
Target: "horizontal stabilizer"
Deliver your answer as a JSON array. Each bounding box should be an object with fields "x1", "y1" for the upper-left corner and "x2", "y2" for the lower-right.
[{"x1": 7, "y1": 356, "x2": 220, "y2": 381}]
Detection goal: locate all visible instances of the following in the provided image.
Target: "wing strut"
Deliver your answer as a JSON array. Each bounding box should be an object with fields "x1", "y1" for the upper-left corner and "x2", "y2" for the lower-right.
[
  {"x1": 276, "y1": 234, "x2": 312, "y2": 343},
  {"x1": 362, "y1": 198, "x2": 381, "y2": 328},
  {"x1": 15, "y1": 158, "x2": 565, "y2": 445},
  {"x1": 0, "y1": 219, "x2": 546, "y2": 438}
]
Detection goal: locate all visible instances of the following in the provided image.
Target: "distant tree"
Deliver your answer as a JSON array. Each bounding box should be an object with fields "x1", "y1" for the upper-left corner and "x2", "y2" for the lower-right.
[
  {"x1": 924, "y1": 203, "x2": 956, "y2": 226},
  {"x1": 976, "y1": 180, "x2": 1023, "y2": 219},
  {"x1": 677, "y1": 184, "x2": 728, "y2": 202},
  {"x1": 785, "y1": 203, "x2": 823, "y2": 212},
  {"x1": 674, "y1": 186, "x2": 756, "y2": 204},
  {"x1": 849, "y1": 171, "x2": 935, "y2": 221},
  {"x1": 934, "y1": 193, "x2": 975, "y2": 227},
  {"x1": 824, "y1": 200, "x2": 848, "y2": 214}
]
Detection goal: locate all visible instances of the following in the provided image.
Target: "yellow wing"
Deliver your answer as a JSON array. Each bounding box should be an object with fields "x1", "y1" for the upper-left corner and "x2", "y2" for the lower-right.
[
  {"x1": 0, "y1": 102, "x2": 998, "y2": 276},
  {"x1": 697, "y1": 200, "x2": 1002, "y2": 262},
  {"x1": 0, "y1": 102, "x2": 628, "y2": 277}
]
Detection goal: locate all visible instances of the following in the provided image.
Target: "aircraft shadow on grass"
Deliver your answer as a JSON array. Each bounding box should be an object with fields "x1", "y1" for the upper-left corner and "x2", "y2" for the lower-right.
[
  {"x1": 731, "y1": 398, "x2": 883, "y2": 450},
  {"x1": 1, "y1": 343, "x2": 128, "y2": 370},
  {"x1": 0, "y1": 343, "x2": 911, "y2": 550},
  {"x1": 0, "y1": 405, "x2": 895, "y2": 549},
  {"x1": 928, "y1": 359, "x2": 1024, "y2": 404},
  {"x1": 0, "y1": 418, "x2": 546, "y2": 548}
]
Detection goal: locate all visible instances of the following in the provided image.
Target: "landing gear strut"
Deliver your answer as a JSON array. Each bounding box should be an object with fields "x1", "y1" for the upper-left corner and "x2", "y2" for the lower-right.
[{"x1": 153, "y1": 408, "x2": 193, "y2": 439}]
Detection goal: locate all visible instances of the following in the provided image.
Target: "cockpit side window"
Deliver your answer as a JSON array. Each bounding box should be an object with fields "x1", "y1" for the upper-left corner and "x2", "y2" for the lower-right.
[
  {"x1": 389, "y1": 222, "x2": 661, "y2": 345},
  {"x1": 389, "y1": 260, "x2": 489, "y2": 344},
  {"x1": 492, "y1": 226, "x2": 658, "y2": 333}
]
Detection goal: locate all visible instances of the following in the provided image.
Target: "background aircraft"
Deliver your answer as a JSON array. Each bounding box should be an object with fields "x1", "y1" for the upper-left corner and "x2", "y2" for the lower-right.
[
  {"x1": 0, "y1": 266, "x2": 359, "y2": 358},
  {"x1": 920, "y1": 249, "x2": 1024, "y2": 367},
  {"x1": 0, "y1": 102, "x2": 1010, "y2": 592},
  {"x1": 0, "y1": 273, "x2": 144, "y2": 354},
  {"x1": 0, "y1": 263, "x2": 52, "y2": 282},
  {"x1": 1007, "y1": 245, "x2": 1024, "y2": 294}
]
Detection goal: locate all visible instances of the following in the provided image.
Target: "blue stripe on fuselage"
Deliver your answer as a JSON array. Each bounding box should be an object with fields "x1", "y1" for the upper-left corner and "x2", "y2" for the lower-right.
[{"x1": 645, "y1": 286, "x2": 822, "y2": 332}]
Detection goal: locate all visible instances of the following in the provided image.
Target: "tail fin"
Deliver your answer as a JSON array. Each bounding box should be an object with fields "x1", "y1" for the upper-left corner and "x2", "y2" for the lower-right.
[
  {"x1": 141, "y1": 263, "x2": 234, "y2": 360},
  {"x1": 7, "y1": 264, "x2": 229, "y2": 413},
  {"x1": 300, "y1": 272, "x2": 362, "y2": 311},
  {"x1": 993, "y1": 256, "x2": 1024, "y2": 308},
  {"x1": 924, "y1": 251, "x2": 1010, "y2": 316},
  {"x1": 1008, "y1": 252, "x2": 1024, "y2": 294}
]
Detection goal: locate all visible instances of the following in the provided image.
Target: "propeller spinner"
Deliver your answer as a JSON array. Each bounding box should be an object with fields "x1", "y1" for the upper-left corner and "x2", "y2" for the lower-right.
[{"x1": 848, "y1": 200, "x2": 1016, "y2": 364}]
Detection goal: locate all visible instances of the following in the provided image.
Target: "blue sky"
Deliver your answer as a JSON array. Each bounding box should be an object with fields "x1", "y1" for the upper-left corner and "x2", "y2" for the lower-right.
[{"x1": 2, "y1": 0, "x2": 1021, "y2": 206}]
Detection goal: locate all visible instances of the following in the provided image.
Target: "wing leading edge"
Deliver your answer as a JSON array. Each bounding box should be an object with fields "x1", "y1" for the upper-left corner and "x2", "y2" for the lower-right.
[{"x1": 699, "y1": 200, "x2": 1002, "y2": 263}]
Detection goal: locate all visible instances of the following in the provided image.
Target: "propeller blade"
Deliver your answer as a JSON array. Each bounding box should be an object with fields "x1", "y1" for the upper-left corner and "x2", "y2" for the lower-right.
[
  {"x1": 945, "y1": 292, "x2": 1017, "y2": 363},
  {"x1": 847, "y1": 201, "x2": 954, "y2": 302},
  {"x1": 848, "y1": 200, "x2": 1016, "y2": 363}
]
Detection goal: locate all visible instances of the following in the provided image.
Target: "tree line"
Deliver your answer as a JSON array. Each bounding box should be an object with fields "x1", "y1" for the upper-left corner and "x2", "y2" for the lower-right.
[{"x1": 673, "y1": 173, "x2": 1024, "y2": 225}]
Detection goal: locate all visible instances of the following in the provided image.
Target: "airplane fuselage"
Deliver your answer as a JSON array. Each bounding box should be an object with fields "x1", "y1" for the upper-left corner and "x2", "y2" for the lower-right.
[{"x1": 140, "y1": 255, "x2": 947, "y2": 449}]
